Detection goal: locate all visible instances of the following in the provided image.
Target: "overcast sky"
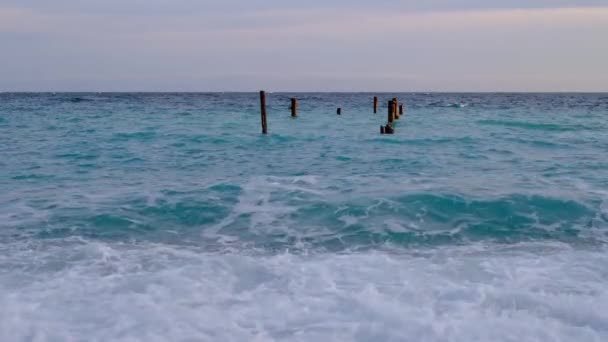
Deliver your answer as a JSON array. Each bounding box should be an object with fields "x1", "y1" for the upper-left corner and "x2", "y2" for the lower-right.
[{"x1": 1, "y1": 1, "x2": 607, "y2": 91}]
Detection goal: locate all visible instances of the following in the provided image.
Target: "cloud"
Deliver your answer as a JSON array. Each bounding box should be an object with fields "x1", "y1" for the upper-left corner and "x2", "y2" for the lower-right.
[
  {"x1": 1, "y1": 0, "x2": 607, "y2": 16},
  {"x1": 2, "y1": 5, "x2": 607, "y2": 35}
]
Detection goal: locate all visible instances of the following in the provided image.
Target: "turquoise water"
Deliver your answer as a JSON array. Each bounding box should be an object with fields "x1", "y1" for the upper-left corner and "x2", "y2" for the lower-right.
[{"x1": 1, "y1": 93, "x2": 608, "y2": 341}]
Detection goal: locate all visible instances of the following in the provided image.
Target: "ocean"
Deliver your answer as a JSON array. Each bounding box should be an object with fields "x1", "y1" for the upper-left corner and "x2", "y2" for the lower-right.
[{"x1": 1, "y1": 92, "x2": 607, "y2": 341}]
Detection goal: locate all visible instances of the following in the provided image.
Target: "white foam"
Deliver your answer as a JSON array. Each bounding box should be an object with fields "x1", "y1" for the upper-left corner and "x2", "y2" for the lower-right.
[
  {"x1": 1, "y1": 240, "x2": 607, "y2": 342},
  {"x1": 204, "y1": 176, "x2": 332, "y2": 240}
]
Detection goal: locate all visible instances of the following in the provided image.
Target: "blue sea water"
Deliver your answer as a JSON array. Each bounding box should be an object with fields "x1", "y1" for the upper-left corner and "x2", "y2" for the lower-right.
[{"x1": 1, "y1": 92, "x2": 607, "y2": 341}]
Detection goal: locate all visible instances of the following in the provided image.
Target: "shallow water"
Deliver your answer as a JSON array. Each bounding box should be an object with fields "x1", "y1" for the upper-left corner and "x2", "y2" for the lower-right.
[{"x1": 1, "y1": 93, "x2": 607, "y2": 341}]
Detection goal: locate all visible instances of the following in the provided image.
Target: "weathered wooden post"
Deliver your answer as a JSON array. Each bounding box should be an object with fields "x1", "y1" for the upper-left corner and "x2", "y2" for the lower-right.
[
  {"x1": 337, "y1": 107, "x2": 342, "y2": 115},
  {"x1": 260, "y1": 91, "x2": 268, "y2": 134},
  {"x1": 393, "y1": 98, "x2": 399, "y2": 120},
  {"x1": 388, "y1": 100, "x2": 394, "y2": 124},
  {"x1": 291, "y1": 98, "x2": 297, "y2": 118},
  {"x1": 373, "y1": 96, "x2": 378, "y2": 114},
  {"x1": 399, "y1": 104, "x2": 404, "y2": 115},
  {"x1": 380, "y1": 125, "x2": 385, "y2": 134}
]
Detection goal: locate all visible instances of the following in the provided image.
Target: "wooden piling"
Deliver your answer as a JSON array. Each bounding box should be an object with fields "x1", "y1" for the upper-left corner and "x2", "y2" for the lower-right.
[
  {"x1": 399, "y1": 104, "x2": 404, "y2": 115},
  {"x1": 380, "y1": 125, "x2": 385, "y2": 134},
  {"x1": 291, "y1": 98, "x2": 297, "y2": 118},
  {"x1": 373, "y1": 96, "x2": 378, "y2": 114},
  {"x1": 337, "y1": 107, "x2": 342, "y2": 115},
  {"x1": 387, "y1": 100, "x2": 394, "y2": 123},
  {"x1": 393, "y1": 98, "x2": 399, "y2": 120},
  {"x1": 260, "y1": 91, "x2": 268, "y2": 134}
]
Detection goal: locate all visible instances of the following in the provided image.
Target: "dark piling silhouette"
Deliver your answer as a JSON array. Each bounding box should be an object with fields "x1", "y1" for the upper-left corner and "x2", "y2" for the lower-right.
[
  {"x1": 291, "y1": 98, "x2": 297, "y2": 118},
  {"x1": 373, "y1": 96, "x2": 378, "y2": 114},
  {"x1": 260, "y1": 91, "x2": 268, "y2": 134}
]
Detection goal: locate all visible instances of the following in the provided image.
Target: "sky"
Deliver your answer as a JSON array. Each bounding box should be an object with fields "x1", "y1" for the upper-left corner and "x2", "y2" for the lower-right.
[{"x1": 1, "y1": 1, "x2": 607, "y2": 92}]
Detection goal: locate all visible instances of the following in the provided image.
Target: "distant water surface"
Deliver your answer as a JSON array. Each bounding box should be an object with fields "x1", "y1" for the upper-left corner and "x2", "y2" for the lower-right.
[{"x1": 1, "y1": 93, "x2": 607, "y2": 341}]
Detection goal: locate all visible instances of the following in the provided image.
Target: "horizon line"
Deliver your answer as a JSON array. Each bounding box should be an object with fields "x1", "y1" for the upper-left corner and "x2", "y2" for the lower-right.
[{"x1": 2, "y1": 91, "x2": 607, "y2": 94}]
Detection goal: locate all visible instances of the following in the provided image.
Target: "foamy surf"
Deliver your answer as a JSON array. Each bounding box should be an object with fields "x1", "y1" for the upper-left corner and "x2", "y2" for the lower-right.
[{"x1": 1, "y1": 240, "x2": 607, "y2": 341}]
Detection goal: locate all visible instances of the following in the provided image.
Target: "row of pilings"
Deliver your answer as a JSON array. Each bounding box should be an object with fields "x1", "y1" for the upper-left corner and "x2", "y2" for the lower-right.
[{"x1": 259, "y1": 91, "x2": 405, "y2": 135}]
